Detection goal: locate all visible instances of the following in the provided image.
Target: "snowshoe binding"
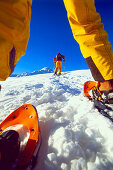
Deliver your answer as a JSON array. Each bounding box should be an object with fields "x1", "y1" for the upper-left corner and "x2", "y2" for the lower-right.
[{"x1": 83, "y1": 81, "x2": 113, "y2": 122}]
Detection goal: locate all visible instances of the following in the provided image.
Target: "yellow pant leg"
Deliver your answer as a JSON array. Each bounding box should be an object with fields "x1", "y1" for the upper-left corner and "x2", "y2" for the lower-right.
[
  {"x1": 54, "y1": 61, "x2": 62, "y2": 74},
  {"x1": 54, "y1": 61, "x2": 58, "y2": 73},
  {"x1": 63, "y1": 0, "x2": 113, "y2": 81},
  {"x1": 0, "y1": 0, "x2": 32, "y2": 81},
  {"x1": 58, "y1": 61, "x2": 62, "y2": 74}
]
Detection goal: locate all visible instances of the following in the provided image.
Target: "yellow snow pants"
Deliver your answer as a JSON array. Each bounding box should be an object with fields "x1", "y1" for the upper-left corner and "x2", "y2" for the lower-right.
[
  {"x1": 63, "y1": 0, "x2": 113, "y2": 81},
  {"x1": 0, "y1": 0, "x2": 32, "y2": 81},
  {"x1": 0, "y1": 0, "x2": 113, "y2": 82},
  {"x1": 54, "y1": 61, "x2": 62, "y2": 74}
]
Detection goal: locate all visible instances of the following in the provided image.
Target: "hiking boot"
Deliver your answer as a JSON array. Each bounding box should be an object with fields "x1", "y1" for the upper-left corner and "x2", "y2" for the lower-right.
[
  {"x1": 0, "y1": 130, "x2": 20, "y2": 169},
  {"x1": 54, "y1": 71, "x2": 57, "y2": 75}
]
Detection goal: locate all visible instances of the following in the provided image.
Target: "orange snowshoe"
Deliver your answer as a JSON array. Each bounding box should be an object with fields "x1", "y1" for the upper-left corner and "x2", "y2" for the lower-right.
[{"x1": 0, "y1": 104, "x2": 41, "y2": 169}]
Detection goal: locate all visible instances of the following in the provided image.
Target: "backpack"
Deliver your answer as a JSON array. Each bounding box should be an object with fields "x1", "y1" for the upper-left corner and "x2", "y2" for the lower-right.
[{"x1": 56, "y1": 53, "x2": 62, "y2": 61}]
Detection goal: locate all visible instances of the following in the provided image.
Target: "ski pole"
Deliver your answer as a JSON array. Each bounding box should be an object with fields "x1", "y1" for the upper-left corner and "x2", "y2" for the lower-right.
[
  {"x1": 53, "y1": 62, "x2": 55, "y2": 72},
  {"x1": 53, "y1": 62, "x2": 55, "y2": 71},
  {"x1": 63, "y1": 60, "x2": 65, "y2": 72}
]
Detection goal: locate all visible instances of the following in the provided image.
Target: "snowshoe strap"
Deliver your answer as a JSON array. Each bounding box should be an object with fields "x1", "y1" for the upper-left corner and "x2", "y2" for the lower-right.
[{"x1": 83, "y1": 81, "x2": 101, "y2": 100}]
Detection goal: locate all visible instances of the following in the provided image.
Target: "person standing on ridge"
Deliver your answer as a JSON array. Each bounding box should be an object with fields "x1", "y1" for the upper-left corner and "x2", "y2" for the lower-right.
[{"x1": 54, "y1": 52, "x2": 65, "y2": 75}]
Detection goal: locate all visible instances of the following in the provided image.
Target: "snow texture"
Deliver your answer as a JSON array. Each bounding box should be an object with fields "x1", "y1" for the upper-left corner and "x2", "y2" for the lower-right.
[{"x1": 0, "y1": 69, "x2": 113, "y2": 170}]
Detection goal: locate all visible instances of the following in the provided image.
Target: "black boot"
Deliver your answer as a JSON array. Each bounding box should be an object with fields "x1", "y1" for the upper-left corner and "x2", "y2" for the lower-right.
[{"x1": 0, "y1": 130, "x2": 20, "y2": 169}]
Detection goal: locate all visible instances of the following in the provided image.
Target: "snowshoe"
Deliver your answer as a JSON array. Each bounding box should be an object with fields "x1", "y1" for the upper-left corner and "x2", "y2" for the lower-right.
[
  {"x1": 57, "y1": 73, "x2": 61, "y2": 76},
  {"x1": 0, "y1": 104, "x2": 41, "y2": 170},
  {"x1": 83, "y1": 81, "x2": 113, "y2": 104},
  {"x1": 83, "y1": 81, "x2": 113, "y2": 122},
  {"x1": 54, "y1": 71, "x2": 57, "y2": 75}
]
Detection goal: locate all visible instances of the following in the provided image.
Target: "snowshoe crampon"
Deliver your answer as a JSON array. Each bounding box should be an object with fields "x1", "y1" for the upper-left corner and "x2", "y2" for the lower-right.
[{"x1": 0, "y1": 104, "x2": 41, "y2": 170}]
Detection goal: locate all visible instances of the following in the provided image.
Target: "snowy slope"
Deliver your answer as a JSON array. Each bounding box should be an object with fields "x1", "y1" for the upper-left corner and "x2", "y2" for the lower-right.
[{"x1": 0, "y1": 70, "x2": 113, "y2": 170}]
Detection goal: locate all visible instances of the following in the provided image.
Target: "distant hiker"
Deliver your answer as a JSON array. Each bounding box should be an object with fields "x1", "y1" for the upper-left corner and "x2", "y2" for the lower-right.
[{"x1": 54, "y1": 52, "x2": 65, "y2": 75}]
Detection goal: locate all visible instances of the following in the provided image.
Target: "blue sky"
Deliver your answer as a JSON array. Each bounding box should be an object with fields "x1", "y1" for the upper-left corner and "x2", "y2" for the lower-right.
[{"x1": 14, "y1": 0, "x2": 113, "y2": 74}]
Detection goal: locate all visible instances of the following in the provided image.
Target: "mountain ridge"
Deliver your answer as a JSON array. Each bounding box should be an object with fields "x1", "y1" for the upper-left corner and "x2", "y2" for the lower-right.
[{"x1": 10, "y1": 67, "x2": 53, "y2": 77}]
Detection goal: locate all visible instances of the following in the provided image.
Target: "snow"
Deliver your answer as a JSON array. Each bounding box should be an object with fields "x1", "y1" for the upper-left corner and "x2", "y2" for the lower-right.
[{"x1": 0, "y1": 69, "x2": 113, "y2": 170}]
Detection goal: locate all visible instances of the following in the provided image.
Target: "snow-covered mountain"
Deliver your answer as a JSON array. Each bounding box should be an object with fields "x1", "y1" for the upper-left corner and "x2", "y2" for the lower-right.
[
  {"x1": 10, "y1": 67, "x2": 53, "y2": 77},
  {"x1": 1, "y1": 69, "x2": 113, "y2": 170}
]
